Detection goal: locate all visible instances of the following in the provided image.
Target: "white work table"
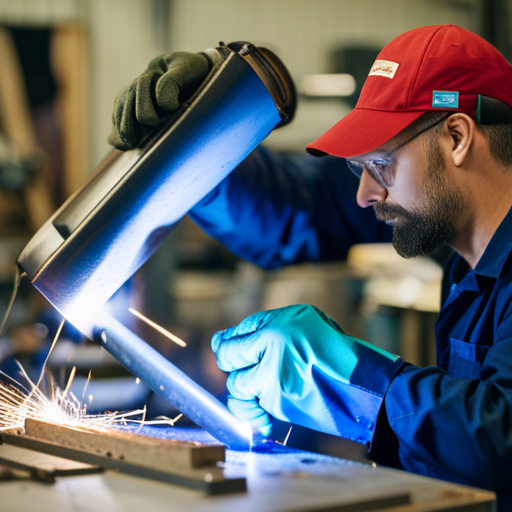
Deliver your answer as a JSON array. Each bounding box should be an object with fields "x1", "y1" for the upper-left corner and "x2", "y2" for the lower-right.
[{"x1": 0, "y1": 439, "x2": 496, "y2": 512}]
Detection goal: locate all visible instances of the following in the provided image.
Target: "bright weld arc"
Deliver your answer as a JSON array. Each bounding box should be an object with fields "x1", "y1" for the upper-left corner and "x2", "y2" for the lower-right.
[
  {"x1": 81, "y1": 370, "x2": 92, "y2": 404},
  {"x1": 283, "y1": 426, "x2": 293, "y2": 446},
  {"x1": 0, "y1": 326, "x2": 182, "y2": 433},
  {"x1": 35, "y1": 318, "x2": 65, "y2": 389},
  {"x1": 128, "y1": 307, "x2": 187, "y2": 347},
  {"x1": 64, "y1": 366, "x2": 76, "y2": 397},
  {"x1": 0, "y1": 277, "x2": 183, "y2": 432},
  {"x1": 0, "y1": 367, "x2": 183, "y2": 432},
  {"x1": 0, "y1": 268, "x2": 25, "y2": 337}
]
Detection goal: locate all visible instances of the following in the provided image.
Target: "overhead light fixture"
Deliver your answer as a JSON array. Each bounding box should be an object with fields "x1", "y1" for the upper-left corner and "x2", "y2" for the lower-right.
[{"x1": 302, "y1": 74, "x2": 356, "y2": 97}]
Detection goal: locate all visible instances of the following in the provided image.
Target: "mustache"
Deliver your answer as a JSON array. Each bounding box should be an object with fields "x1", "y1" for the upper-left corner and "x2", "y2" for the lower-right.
[{"x1": 373, "y1": 202, "x2": 411, "y2": 221}]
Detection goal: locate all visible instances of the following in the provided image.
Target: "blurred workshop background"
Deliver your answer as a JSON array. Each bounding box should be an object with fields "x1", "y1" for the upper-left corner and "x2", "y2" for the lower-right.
[{"x1": 0, "y1": 0, "x2": 510, "y2": 451}]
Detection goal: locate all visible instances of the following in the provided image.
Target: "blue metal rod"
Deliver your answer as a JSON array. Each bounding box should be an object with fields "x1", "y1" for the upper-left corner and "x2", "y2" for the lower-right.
[{"x1": 92, "y1": 311, "x2": 253, "y2": 451}]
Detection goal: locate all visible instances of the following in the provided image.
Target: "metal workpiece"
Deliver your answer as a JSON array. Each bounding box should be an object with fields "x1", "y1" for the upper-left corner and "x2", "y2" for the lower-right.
[{"x1": 92, "y1": 311, "x2": 253, "y2": 452}]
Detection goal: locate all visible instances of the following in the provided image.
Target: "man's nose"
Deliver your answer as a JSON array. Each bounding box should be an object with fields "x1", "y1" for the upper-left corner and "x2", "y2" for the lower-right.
[{"x1": 356, "y1": 168, "x2": 388, "y2": 208}]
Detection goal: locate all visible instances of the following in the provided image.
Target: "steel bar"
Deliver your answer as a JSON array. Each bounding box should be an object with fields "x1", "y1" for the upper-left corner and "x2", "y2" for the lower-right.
[{"x1": 93, "y1": 311, "x2": 253, "y2": 451}]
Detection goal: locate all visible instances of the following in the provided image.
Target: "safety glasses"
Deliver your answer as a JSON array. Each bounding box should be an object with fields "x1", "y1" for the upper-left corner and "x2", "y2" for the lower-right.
[{"x1": 346, "y1": 114, "x2": 449, "y2": 189}]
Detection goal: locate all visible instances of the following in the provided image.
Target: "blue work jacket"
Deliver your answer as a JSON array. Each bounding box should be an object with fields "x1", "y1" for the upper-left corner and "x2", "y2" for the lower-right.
[{"x1": 190, "y1": 146, "x2": 511, "y2": 508}]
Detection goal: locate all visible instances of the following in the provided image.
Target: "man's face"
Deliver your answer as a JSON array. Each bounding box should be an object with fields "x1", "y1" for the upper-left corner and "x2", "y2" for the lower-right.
[{"x1": 354, "y1": 123, "x2": 466, "y2": 258}]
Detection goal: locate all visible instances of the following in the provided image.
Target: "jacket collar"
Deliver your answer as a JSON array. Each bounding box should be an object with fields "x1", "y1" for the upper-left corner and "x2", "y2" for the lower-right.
[{"x1": 474, "y1": 205, "x2": 512, "y2": 279}]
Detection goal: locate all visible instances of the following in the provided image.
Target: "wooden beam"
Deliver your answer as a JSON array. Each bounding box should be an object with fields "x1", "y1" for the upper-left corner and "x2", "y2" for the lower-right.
[
  {"x1": 51, "y1": 24, "x2": 90, "y2": 198},
  {"x1": 24, "y1": 418, "x2": 224, "y2": 472},
  {"x1": 1, "y1": 420, "x2": 247, "y2": 494}
]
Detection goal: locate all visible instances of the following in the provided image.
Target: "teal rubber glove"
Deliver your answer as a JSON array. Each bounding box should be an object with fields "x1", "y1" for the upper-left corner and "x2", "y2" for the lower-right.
[
  {"x1": 108, "y1": 52, "x2": 212, "y2": 150},
  {"x1": 212, "y1": 304, "x2": 405, "y2": 445}
]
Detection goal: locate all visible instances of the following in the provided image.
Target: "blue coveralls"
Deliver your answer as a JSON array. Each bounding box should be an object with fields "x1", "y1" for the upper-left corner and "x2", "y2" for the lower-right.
[{"x1": 190, "y1": 146, "x2": 512, "y2": 509}]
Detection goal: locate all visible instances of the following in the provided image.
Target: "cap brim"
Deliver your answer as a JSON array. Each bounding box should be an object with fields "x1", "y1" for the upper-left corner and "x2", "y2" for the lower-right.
[{"x1": 306, "y1": 108, "x2": 425, "y2": 158}]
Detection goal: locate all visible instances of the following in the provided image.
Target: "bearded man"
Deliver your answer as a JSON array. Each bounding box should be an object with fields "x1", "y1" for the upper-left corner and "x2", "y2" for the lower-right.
[{"x1": 110, "y1": 25, "x2": 512, "y2": 509}]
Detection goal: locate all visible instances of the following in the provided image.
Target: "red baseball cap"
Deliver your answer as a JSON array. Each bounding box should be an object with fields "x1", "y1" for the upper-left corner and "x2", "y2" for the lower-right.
[{"x1": 306, "y1": 25, "x2": 512, "y2": 158}]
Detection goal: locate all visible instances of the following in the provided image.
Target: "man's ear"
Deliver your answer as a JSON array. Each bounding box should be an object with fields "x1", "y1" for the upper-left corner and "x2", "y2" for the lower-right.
[{"x1": 445, "y1": 113, "x2": 474, "y2": 167}]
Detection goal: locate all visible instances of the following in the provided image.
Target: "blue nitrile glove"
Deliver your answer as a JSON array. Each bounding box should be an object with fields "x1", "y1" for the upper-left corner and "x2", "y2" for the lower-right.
[{"x1": 212, "y1": 304, "x2": 405, "y2": 445}]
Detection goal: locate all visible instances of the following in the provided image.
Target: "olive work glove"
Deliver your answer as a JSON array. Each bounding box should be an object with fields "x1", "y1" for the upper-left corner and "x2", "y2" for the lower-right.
[
  {"x1": 212, "y1": 305, "x2": 405, "y2": 445},
  {"x1": 108, "y1": 52, "x2": 212, "y2": 150}
]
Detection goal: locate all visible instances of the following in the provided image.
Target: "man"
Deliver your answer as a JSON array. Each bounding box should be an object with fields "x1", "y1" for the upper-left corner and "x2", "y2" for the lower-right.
[{"x1": 110, "y1": 25, "x2": 512, "y2": 507}]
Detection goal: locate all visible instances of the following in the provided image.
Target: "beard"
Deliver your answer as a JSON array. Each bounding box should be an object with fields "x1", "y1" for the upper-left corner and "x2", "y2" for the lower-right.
[{"x1": 373, "y1": 139, "x2": 465, "y2": 259}]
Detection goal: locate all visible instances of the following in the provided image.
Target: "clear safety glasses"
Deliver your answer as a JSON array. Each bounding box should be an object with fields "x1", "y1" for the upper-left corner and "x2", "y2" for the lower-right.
[{"x1": 346, "y1": 114, "x2": 449, "y2": 189}]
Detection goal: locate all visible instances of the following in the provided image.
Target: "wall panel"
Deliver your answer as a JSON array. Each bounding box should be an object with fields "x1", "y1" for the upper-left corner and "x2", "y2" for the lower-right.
[{"x1": 169, "y1": 0, "x2": 479, "y2": 77}]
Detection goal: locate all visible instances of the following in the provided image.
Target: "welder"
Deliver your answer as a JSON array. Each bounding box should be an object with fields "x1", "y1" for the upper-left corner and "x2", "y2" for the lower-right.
[{"x1": 109, "y1": 25, "x2": 512, "y2": 509}]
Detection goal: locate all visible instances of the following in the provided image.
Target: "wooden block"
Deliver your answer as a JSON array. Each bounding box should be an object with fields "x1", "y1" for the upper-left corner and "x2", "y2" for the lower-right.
[
  {"x1": 1, "y1": 423, "x2": 247, "y2": 494},
  {"x1": 24, "y1": 418, "x2": 225, "y2": 473}
]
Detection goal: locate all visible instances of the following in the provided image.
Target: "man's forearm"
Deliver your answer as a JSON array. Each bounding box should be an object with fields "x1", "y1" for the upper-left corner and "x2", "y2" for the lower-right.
[{"x1": 190, "y1": 146, "x2": 392, "y2": 268}]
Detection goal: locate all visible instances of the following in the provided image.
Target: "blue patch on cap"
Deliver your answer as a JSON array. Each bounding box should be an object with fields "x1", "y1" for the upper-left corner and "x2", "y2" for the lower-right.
[{"x1": 432, "y1": 91, "x2": 459, "y2": 108}]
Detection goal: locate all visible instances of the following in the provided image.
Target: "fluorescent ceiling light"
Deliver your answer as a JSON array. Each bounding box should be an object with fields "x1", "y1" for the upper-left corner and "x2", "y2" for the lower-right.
[{"x1": 302, "y1": 74, "x2": 356, "y2": 97}]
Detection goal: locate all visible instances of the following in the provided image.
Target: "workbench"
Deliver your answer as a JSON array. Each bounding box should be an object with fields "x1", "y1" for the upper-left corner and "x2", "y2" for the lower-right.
[{"x1": 0, "y1": 426, "x2": 496, "y2": 511}]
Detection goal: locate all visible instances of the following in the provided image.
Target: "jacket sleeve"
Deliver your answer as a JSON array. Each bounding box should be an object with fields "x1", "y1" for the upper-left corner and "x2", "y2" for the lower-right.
[
  {"x1": 376, "y1": 318, "x2": 512, "y2": 495},
  {"x1": 189, "y1": 146, "x2": 392, "y2": 269}
]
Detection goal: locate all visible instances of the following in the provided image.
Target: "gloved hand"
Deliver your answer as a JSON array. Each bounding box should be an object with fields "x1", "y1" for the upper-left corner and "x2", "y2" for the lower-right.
[
  {"x1": 212, "y1": 304, "x2": 404, "y2": 445},
  {"x1": 108, "y1": 52, "x2": 212, "y2": 150}
]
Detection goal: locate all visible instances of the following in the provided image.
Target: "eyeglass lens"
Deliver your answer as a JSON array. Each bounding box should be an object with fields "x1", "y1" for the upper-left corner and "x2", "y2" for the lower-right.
[{"x1": 345, "y1": 113, "x2": 448, "y2": 188}]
